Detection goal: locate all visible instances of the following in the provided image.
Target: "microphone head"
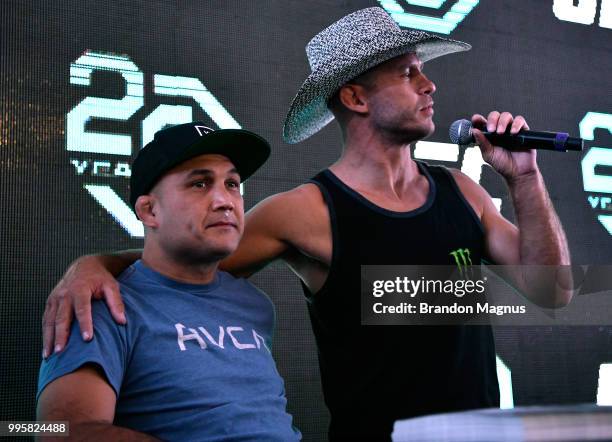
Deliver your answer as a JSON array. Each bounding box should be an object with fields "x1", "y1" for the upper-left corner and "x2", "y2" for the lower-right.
[{"x1": 449, "y1": 119, "x2": 474, "y2": 145}]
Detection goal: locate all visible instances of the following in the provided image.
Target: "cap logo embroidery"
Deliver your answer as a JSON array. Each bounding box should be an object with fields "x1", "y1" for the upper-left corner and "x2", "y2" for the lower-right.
[{"x1": 194, "y1": 125, "x2": 214, "y2": 136}]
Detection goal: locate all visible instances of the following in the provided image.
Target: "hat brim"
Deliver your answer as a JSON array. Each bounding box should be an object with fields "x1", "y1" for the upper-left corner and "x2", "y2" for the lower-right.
[
  {"x1": 169, "y1": 129, "x2": 271, "y2": 182},
  {"x1": 282, "y1": 32, "x2": 470, "y2": 144}
]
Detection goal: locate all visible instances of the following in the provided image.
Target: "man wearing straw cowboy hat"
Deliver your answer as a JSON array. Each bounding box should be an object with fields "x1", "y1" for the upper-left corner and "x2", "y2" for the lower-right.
[{"x1": 42, "y1": 7, "x2": 570, "y2": 440}]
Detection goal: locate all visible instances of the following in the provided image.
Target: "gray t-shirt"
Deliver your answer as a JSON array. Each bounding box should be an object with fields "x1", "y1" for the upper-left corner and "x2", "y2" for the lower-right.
[{"x1": 38, "y1": 260, "x2": 301, "y2": 441}]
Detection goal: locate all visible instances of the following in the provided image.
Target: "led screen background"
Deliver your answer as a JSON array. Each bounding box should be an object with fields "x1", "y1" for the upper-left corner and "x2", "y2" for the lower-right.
[{"x1": 1, "y1": 0, "x2": 611, "y2": 440}]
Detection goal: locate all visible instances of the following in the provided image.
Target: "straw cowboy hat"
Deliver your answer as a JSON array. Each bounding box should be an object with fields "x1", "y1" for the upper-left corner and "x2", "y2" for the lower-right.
[{"x1": 282, "y1": 7, "x2": 471, "y2": 144}]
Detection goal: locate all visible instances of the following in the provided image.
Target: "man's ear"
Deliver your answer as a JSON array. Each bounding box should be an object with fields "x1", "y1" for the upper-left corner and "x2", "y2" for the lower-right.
[
  {"x1": 135, "y1": 195, "x2": 158, "y2": 228},
  {"x1": 337, "y1": 83, "x2": 369, "y2": 114}
]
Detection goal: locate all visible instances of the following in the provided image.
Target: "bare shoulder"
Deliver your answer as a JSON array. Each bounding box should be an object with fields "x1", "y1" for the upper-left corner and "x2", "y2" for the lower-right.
[
  {"x1": 447, "y1": 167, "x2": 519, "y2": 264},
  {"x1": 447, "y1": 167, "x2": 484, "y2": 194},
  {"x1": 246, "y1": 183, "x2": 329, "y2": 239},
  {"x1": 446, "y1": 167, "x2": 488, "y2": 219},
  {"x1": 267, "y1": 182, "x2": 326, "y2": 206}
]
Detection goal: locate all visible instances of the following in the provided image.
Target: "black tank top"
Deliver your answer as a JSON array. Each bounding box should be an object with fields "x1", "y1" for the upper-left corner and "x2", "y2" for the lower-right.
[{"x1": 304, "y1": 161, "x2": 499, "y2": 441}]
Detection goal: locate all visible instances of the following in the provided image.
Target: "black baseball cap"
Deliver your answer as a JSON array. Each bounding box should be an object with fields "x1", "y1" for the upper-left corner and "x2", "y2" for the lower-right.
[{"x1": 129, "y1": 122, "x2": 271, "y2": 209}]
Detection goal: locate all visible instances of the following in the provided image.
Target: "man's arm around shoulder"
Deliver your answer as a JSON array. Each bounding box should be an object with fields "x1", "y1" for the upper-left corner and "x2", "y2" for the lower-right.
[
  {"x1": 221, "y1": 184, "x2": 323, "y2": 277},
  {"x1": 43, "y1": 250, "x2": 141, "y2": 357}
]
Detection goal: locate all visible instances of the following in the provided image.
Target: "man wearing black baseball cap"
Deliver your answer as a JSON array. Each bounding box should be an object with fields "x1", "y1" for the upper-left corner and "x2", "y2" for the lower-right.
[
  {"x1": 128, "y1": 122, "x2": 270, "y2": 209},
  {"x1": 37, "y1": 123, "x2": 301, "y2": 441}
]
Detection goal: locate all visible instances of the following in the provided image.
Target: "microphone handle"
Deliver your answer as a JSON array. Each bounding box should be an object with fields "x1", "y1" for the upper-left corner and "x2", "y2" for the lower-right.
[{"x1": 479, "y1": 130, "x2": 583, "y2": 152}]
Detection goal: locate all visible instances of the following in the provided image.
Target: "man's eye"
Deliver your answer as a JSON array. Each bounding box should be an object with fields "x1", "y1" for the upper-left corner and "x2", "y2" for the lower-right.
[
  {"x1": 227, "y1": 180, "x2": 240, "y2": 189},
  {"x1": 193, "y1": 181, "x2": 206, "y2": 188},
  {"x1": 405, "y1": 67, "x2": 423, "y2": 77}
]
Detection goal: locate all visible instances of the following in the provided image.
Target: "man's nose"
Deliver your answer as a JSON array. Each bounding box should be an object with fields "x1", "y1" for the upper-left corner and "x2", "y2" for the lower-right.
[
  {"x1": 210, "y1": 186, "x2": 235, "y2": 212},
  {"x1": 420, "y1": 74, "x2": 436, "y2": 95}
]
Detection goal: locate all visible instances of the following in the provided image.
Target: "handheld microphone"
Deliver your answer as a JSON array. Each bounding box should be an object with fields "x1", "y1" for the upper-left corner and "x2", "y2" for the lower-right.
[{"x1": 449, "y1": 119, "x2": 584, "y2": 152}]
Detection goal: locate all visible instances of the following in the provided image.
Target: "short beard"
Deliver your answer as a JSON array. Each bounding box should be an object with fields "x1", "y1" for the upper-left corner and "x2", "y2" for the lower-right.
[
  {"x1": 373, "y1": 118, "x2": 434, "y2": 145},
  {"x1": 369, "y1": 100, "x2": 435, "y2": 144}
]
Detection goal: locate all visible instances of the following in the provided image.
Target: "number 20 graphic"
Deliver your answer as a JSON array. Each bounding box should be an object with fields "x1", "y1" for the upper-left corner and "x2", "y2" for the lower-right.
[{"x1": 66, "y1": 51, "x2": 243, "y2": 237}]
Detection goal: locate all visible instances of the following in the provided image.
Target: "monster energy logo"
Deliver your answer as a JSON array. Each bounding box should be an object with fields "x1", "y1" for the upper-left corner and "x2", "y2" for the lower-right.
[{"x1": 450, "y1": 248, "x2": 473, "y2": 277}]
